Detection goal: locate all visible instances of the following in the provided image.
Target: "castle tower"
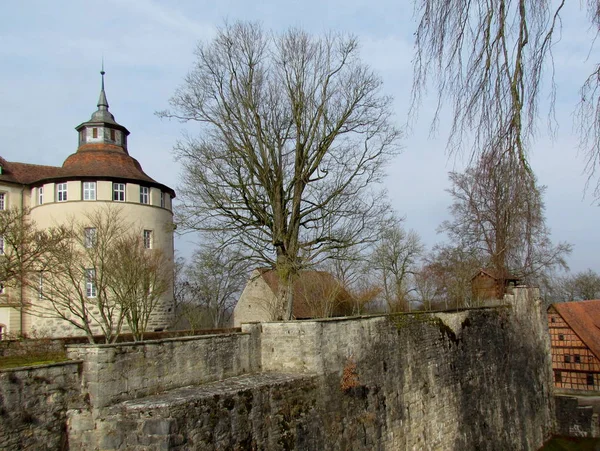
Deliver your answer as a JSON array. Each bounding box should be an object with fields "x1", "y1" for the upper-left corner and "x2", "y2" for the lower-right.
[{"x1": 0, "y1": 70, "x2": 176, "y2": 338}]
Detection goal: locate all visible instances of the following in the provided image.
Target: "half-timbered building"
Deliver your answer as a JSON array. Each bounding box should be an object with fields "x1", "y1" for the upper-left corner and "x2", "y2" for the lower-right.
[{"x1": 548, "y1": 300, "x2": 600, "y2": 392}]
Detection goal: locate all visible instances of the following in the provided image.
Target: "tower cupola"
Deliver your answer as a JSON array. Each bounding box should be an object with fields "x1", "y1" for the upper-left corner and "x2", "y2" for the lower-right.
[{"x1": 74, "y1": 68, "x2": 130, "y2": 153}]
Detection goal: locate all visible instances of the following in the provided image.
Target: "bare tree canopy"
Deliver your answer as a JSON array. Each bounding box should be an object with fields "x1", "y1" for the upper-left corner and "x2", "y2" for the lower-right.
[
  {"x1": 0, "y1": 207, "x2": 68, "y2": 293},
  {"x1": 439, "y1": 155, "x2": 571, "y2": 284},
  {"x1": 174, "y1": 242, "x2": 251, "y2": 329},
  {"x1": 546, "y1": 269, "x2": 600, "y2": 302},
  {"x1": 35, "y1": 206, "x2": 171, "y2": 343},
  {"x1": 412, "y1": 0, "x2": 600, "y2": 192},
  {"x1": 369, "y1": 216, "x2": 424, "y2": 312},
  {"x1": 162, "y1": 22, "x2": 401, "y2": 319}
]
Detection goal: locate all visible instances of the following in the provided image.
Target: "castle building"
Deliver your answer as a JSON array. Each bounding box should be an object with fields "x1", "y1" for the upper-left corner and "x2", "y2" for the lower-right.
[{"x1": 0, "y1": 71, "x2": 176, "y2": 338}]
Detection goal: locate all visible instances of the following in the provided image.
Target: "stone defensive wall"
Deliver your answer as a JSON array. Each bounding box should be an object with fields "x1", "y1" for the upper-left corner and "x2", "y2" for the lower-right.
[{"x1": 1, "y1": 288, "x2": 558, "y2": 450}]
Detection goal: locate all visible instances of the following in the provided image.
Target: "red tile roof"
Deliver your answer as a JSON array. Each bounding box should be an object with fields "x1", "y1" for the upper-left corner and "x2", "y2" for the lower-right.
[
  {"x1": 257, "y1": 268, "x2": 353, "y2": 319},
  {"x1": 471, "y1": 268, "x2": 520, "y2": 281},
  {"x1": 552, "y1": 300, "x2": 600, "y2": 360},
  {"x1": 0, "y1": 144, "x2": 175, "y2": 197},
  {"x1": 0, "y1": 157, "x2": 62, "y2": 185}
]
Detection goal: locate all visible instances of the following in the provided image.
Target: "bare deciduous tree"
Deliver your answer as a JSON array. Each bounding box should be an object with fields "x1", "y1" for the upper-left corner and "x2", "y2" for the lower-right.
[
  {"x1": 36, "y1": 206, "x2": 170, "y2": 343},
  {"x1": 106, "y1": 233, "x2": 172, "y2": 341},
  {"x1": 439, "y1": 155, "x2": 571, "y2": 285},
  {"x1": 36, "y1": 207, "x2": 127, "y2": 343},
  {"x1": 0, "y1": 207, "x2": 68, "y2": 295},
  {"x1": 412, "y1": 0, "x2": 600, "y2": 193},
  {"x1": 424, "y1": 244, "x2": 483, "y2": 309},
  {"x1": 161, "y1": 22, "x2": 401, "y2": 320},
  {"x1": 369, "y1": 217, "x2": 424, "y2": 312},
  {"x1": 546, "y1": 269, "x2": 600, "y2": 302},
  {"x1": 177, "y1": 243, "x2": 251, "y2": 329}
]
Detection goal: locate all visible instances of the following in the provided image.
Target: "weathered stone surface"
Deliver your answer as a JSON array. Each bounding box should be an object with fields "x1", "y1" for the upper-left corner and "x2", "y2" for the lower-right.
[
  {"x1": 2, "y1": 288, "x2": 557, "y2": 450},
  {"x1": 68, "y1": 373, "x2": 321, "y2": 451},
  {"x1": 0, "y1": 361, "x2": 83, "y2": 451},
  {"x1": 555, "y1": 395, "x2": 600, "y2": 437},
  {"x1": 66, "y1": 331, "x2": 258, "y2": 408}
]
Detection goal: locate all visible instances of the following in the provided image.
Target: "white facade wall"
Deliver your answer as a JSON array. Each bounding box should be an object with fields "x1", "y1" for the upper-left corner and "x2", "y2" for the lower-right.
[{"x1": 233, "y1": 270, "x2": 277, "y2": 327}]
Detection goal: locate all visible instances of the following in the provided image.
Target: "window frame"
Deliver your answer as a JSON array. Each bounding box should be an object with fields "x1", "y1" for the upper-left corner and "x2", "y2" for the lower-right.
[
  {"x1": 0, "y1": 236, "x2": 4, "y2": 255},
  {"x1": 56, "y1": 183, "x2": 68, "y2": 202},
  {"x1": 38, "y1": 186, "x2": 43, "y2": 205},
  {"x1": 140, "y1": 186, "x2": 149, "y2": 204},
  {"x1": 564, "y1": 355, "x2": 571, "y2": 364},
  {"x1": 588, "y1": 373, "x2": 595, "y2": 386},
  {"x1": 0, "y1": 192, "x2": 5, "y2": 210},
  {"x1": 143, "y1": 230, "x2": 152, "y2": 249},
  {"x1": 84, "y1": 227, "x2": 97, "y2": 248},
  {"x1": 86, "y1": 269, "x2": 97, "y2": 298},
  {"x1": 160, "y1": 192, "x2": 165, "y2": 208},
  {"x1": 83, "y1": 182, "x2": 96, "y2": 201},
  {"x1": 113, "y1": 183, "x2": 125, "y2": 202}
]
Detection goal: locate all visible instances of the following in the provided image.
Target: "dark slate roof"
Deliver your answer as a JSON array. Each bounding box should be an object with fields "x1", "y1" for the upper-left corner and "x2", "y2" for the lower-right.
[
  {"x1": 257, "y1": 267, "x2": 353, "y2": 319},
  {"x1": 552, "y1": 300, "x2": 600, "y2": 360}
]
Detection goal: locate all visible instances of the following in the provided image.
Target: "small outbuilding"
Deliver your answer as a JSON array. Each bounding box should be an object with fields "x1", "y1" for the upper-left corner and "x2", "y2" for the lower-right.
[
  {"x1": 471, "y1": 268, "x2": 520, "y2": 301},
  {"x1": 233, "y1": 268, "x2": 353, "y2": 326}
]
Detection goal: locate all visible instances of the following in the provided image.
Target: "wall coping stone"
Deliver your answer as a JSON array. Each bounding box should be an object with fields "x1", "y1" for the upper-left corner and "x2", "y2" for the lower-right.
[
  {"x1": 247, "y1": 304, "x2": 511, "y2": 327},
  {"x1": 65, "y1": 331, "x2": 248, "y2": 350},
  {"x1": 0, "y1": 359, "x2": 82, "y2": 373}
]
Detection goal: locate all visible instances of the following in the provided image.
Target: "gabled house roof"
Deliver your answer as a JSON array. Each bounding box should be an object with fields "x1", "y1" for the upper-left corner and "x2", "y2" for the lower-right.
[
  {"x1": 551, "y1": 300, "x2": 600, "y2": 360},
  {"x1": 471, "y1": 268, "x2": 520, "y2": 282},
  {"x1": 256, "y1": 267, "x2": 353, "y2": 319}
]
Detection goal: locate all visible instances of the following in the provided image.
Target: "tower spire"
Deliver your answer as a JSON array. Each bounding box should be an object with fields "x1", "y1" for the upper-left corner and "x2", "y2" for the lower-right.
[{"x1": 98, "y1": 60, "x2": 109, "y2": 110}]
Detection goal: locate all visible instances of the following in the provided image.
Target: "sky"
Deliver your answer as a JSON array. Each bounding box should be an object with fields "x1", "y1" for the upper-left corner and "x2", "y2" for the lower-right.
[{"x1": 0, "y1": 0, "x2": 598, "y2": 274}]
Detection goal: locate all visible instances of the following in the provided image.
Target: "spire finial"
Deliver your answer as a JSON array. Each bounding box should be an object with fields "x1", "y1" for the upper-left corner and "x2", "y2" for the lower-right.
[
  {"x1": 97, "y1": 60, "x2": 109, "y2": 110},
  {"x1": 101, "y1": 57, "x2": 105, "y2": 91}
]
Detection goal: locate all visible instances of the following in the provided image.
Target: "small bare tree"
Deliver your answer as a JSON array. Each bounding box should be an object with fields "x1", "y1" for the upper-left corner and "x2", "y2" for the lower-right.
[
  {"x1": 439, "y1": 155, "x2": 571, "y2": 285},
  {"x1": 106, "y1": 233, "x2": 172, "y2": 341},
  {"x1": 369, "y1": 218, "x2": 424, "y2": 312},
  {"x1": 161, "y1": 21, "x2": 401, "y2": 320},
  {"x1": 547, "y1": 269, "x2": 600, "y2": 302},
  {"x1": 36, "y1": 207, "x2": 127, "y2": 343},
  {"x1": 179, "y1": 242, "x2": 251, "y2": 329},
  {"x1": 424, "y1": 244, "x2": 483, "y2": 309},
  {"x1": 36, "y1": 206, "x2": 170, "y2": 343},
  {"x1": 0, "y1": 207, "x2": 68, "y2": 295}
]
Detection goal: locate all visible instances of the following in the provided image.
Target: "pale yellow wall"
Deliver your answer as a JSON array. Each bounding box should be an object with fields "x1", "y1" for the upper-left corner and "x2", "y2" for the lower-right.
[
  {"x1": 0, "y1": 182, "x2": 26, "y2": 211},
  {"x1": 233, "y1": 270, "x2": 277, "y2": 327},
  {"x1": 98, "y1": 181, "x2": 112, "y2": 201},
  {"x1": 0, "y1": 306, "x2": 20, "y2": 337},
  {"x1": 27, "y1": 189, "x2": 175, "y2": 338},
  {"x1": 0, "y1": 182, "x2": 26, "y2": 336},
  {"x1": 2, "y1": 176, "x2": 175, "y2": 338}
]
